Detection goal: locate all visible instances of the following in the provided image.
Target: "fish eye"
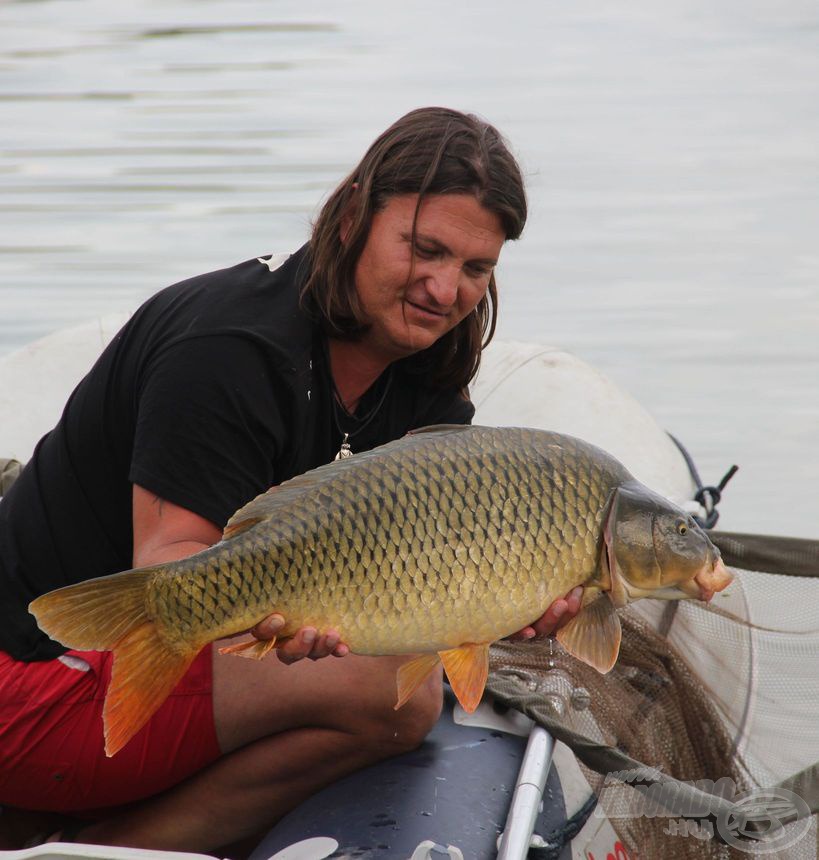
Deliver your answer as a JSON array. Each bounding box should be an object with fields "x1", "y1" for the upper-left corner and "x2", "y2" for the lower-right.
[{"x1": 676, "y1": 520, "x2": 688, "y2": 536}]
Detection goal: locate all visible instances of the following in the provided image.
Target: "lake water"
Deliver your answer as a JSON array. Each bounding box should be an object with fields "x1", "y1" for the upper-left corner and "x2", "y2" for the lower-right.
[{"x1": 1, "y1": 0, "x2": 817, "y2": 537}]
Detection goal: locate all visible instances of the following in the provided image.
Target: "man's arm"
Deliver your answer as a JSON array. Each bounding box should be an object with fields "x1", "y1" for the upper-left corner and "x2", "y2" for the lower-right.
[
  {"x1": 132, "y1": 483, "x2": 222, "y2": 567},
  {"x1": 132, "y1": 484, "x2": 348, "y2": 662}
]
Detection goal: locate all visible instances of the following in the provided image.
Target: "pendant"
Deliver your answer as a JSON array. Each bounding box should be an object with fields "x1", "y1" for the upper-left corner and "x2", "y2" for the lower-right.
[{"x1": 335, "y1": 432, "x2": 353, "y2": 460}]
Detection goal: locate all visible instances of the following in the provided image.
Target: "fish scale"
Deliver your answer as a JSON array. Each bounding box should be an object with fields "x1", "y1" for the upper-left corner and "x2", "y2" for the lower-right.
[{"x1": 142, "y1": 425, "x2": 625, "y2": 654}]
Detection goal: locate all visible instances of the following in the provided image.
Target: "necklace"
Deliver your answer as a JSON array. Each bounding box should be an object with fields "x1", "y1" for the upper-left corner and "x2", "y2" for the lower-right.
[{"x1": 330, "y1": 365, "x2": 394, "y2": 460}]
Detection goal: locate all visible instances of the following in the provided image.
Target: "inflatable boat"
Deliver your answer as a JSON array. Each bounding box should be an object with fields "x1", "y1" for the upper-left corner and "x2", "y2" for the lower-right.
[{"x1": 1, "y1": 320, "x2": 815, "y2": 860}]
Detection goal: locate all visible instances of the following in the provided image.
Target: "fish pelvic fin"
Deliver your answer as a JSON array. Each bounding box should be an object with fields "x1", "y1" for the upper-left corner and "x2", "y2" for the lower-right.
[
  {"x1": 555, "y1": 594, "x2": 622, "y2": 674},
  {"x1": 439, "y1": 643, "x2": 490, "y2": 713},
  {"x1": 28, "y1": 568, "x2": 199, "y2": 757},
  {"x1": 218, "y1": 636, "x2": 279, "y2": 659},
  {"x1": 395, "y1": 653, "x2": 441, "y2": 710}
]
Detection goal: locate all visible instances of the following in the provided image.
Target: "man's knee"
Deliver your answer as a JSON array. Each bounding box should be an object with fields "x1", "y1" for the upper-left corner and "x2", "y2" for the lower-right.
[{"x1": 363, "y1": 668, "x2": 443, "y2": 755}]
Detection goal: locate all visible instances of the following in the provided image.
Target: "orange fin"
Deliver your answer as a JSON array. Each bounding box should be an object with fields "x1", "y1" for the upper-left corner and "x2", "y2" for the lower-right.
[
  {"x1": 104, "y1": 623, "x2": 198, "y2": 757},
  {"x1": 222, "y1": 517, "x2": 263, "y2": 541},
  {"x1": 221, "y1": 469, "x2": 351, "y2": 539},
  {"x1": 438, "y1": 643, "x2": 490, "y2": 713},
  {"x1": 555, "y1": 594, "x2": 622, "y2": 673},
  {"x1": 29, "y1": 567, "x2": 155, "y2": 651},
  {"x1": 28, "y1": 565, "x2": 199, "y2": 757},
  {"x1": 395, "y1": 653, "x2": 441, "y2": 710},
  {"x1": 218, "y1": 636, "x2": 278, "y2": 660}
]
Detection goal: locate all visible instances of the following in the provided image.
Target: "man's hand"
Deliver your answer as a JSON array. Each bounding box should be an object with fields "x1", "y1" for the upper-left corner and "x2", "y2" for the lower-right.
[
  {"x1": 505, "y1": 586, "x2": 584, "y2": 641},
  {"x1": 251, "y1": 614, "x2": 350, "y2": 665}
]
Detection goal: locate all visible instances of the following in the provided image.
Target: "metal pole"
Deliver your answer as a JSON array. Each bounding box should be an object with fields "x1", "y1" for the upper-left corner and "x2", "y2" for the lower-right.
[{"x1": 496, "y1": 726, "x2": 555, "y2": 860}]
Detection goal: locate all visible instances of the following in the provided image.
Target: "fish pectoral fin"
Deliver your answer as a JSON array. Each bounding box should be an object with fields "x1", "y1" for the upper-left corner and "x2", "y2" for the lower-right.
[
  {"x1": 218, "y1": 636, "x2": 278, "y2": 660},
  {"x1": 555, "y1": 594, "x2": 622, "y2": 674},
  {"x1": 395, "y1": 653, "x2": 442, "y2": 710},
  {"x1": 438, "y1": 643, "x2": 490, "y2": 714}
]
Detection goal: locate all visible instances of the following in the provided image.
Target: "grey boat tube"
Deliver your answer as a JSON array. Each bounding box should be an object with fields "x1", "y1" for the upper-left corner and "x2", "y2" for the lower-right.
[{"x1": 497, "y1": 725, "x2": 556, "y2": 859}]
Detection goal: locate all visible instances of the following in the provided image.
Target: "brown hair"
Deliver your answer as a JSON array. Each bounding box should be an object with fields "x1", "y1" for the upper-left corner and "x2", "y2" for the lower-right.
[{"x1": 300, "y1": 106, "x2": 527, "y2": 389}]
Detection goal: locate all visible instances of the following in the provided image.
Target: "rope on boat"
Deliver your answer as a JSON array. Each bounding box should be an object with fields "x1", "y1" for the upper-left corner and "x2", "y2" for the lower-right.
[
  {"x1": 666, "y1": 433, "x2": 738, "y2": 529},
  {"x1": 526, "y1": 793, "x2": 598, "y2": 859}
]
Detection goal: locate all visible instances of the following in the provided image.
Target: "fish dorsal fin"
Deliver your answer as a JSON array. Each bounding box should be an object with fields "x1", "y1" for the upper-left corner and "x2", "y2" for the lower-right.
[
  {"x1": 222, "y1": 516, "x2": 264, "y2": 541},
  {"x1": 221, "y1": 477, "x2": 325, "y2": 541},
  {"x1": 438, "y1": 642, "x2": 490, "y2": 713},
  {"x1": 222, "y1": 425, "x2": 474, "y2": 541},
  {"x1": 406, "y1": 423, "x2": 473, "y2": 436},
  {"x1": 555, "y1": 594, "x2": 622, "y2": 673},
  {"x1": 222, "y1": 483, "x2": 285, "y2": 540}
]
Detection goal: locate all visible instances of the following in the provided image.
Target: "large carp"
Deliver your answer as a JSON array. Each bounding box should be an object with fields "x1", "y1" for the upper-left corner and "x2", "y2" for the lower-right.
[{"x1": 30, "y1": 425, "x2": 732, "y2": 756}]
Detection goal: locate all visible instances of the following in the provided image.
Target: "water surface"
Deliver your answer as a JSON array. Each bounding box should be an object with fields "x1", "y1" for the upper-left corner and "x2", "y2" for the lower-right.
[{"x1": 1, "y1": 0, "x2": 817, "y2": 536}]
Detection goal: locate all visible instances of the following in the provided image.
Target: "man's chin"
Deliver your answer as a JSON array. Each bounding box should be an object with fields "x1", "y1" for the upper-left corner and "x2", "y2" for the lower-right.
[
  {"x1": 401, "y1": 326, "x2": 447, "y2": 356},
  {"x1": 367, "y1": 321, "x2": 452, "y2": 362}
]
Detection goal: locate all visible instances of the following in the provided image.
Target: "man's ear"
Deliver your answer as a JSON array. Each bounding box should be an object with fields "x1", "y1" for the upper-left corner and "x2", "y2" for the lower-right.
[{"x1": 339, "y1": 183, "x2": 359, "y2": 245}]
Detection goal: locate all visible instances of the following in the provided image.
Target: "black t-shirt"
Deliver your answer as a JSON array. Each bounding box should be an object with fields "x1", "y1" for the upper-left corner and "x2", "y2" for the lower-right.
[{"x1": 0, "y1": 245, "x2": 474, "y2": 661}]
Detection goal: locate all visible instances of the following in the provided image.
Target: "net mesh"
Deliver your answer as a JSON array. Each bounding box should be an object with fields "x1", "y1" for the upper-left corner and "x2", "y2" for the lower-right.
[{"x1": 487, "y1": 535, "x2": 819, "y2": 859}]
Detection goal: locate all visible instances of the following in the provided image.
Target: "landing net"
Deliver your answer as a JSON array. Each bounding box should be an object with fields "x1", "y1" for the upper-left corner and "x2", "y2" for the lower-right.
[{"x1": 487, "y1": 531, "x2": 819, "y2": 859}]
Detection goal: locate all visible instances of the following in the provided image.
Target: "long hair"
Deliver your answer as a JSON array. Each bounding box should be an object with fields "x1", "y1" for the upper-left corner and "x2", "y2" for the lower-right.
[{"x1": 300, "y1": 107, "x2": 527, "y2": 389}]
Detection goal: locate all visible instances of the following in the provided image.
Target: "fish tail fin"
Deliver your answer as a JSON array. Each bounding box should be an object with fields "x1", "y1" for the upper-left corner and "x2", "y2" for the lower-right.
[
  {"x1": 104, "y1": 621, "x2": 197, "y2": 757},
  {"x1": 29, "y1": 567, "x2": 198, "y2": 757},
  {"x1": 29, "y1": 567, "x2": 157, "y2": 651}
]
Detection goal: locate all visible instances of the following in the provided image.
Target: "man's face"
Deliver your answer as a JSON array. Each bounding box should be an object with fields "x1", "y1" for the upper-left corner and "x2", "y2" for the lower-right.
[{"x1": 350, "y1": 193, "x2": 506, "y2": 364}]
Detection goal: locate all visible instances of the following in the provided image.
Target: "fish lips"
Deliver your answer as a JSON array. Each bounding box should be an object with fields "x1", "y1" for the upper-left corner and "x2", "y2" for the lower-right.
[
  {"x1": 630, "y1": 553, "x2": 733, "y2": 603},
  {"x1": 693, "y1": 556, "x2": 733, "y2": 602}
]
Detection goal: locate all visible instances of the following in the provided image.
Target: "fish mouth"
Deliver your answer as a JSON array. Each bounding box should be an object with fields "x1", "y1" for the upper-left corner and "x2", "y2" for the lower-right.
[{"x1": 693, "y1": 557, "x2": 733, "y2": 602}]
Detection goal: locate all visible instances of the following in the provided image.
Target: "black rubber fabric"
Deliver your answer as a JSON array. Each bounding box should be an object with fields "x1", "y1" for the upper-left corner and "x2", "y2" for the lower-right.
[{"x1": 711, "y1": 530, "x2": 819, "y2": 579}]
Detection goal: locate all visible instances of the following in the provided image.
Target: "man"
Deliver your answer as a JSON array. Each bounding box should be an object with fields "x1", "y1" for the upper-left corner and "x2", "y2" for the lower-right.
[{"x1": 0, "y1": 107, "x2": 582, "y2": 855}]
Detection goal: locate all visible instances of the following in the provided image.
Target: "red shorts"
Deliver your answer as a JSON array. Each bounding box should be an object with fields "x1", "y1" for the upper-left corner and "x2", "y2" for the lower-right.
[{"x1": 0, "y1": 645, "x2": 221, "y2": 814}]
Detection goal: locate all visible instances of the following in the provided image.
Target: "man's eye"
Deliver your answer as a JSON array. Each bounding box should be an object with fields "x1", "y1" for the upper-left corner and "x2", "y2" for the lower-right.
[
  {"x1": 466, "y1": 264, "x2": 491, "y2": 277},
  {"x1": 414, "y1": 245, "x2": 437, "y2": 259}
]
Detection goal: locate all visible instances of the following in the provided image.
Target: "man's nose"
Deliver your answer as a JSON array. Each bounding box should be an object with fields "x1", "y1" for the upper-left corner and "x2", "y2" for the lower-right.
[{"x1": 424, "y1": 263, "x2": 460, "y2": 307}]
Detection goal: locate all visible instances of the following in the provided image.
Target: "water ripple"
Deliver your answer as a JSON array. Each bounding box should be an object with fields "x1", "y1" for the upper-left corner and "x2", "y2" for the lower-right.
[{"x1": 135, "y1": 22, "x2": 338, "y2": 39}]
